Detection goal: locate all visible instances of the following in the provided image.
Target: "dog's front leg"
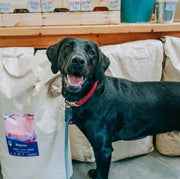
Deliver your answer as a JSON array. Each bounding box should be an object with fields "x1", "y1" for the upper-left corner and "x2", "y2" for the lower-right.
[{"x1": 88, "y1": 146, "x2": 113, "y2": 179}]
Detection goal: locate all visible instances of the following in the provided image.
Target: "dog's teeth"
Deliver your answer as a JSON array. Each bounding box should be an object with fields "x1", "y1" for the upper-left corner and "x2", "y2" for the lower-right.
[
  {"x1": 66, "y1": 74, "x2": 84, "y2": 88},
  {"x1": 68, "y1": 78, "x2": 71, "y2": 85}
]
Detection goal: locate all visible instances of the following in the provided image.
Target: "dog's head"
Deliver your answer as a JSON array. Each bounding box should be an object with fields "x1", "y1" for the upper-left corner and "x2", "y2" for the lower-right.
[{"x1": 46, "y1": 37, "x2": 110, "y2": 93}]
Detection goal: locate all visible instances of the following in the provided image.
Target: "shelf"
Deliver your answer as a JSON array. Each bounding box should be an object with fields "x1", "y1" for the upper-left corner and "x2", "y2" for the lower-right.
[
  {"x1": 1, "y1": 23, "x2": 180, "y2": 35},
  {"x1": 0, "y1": 23, "x2": 180, "y2": 48}
]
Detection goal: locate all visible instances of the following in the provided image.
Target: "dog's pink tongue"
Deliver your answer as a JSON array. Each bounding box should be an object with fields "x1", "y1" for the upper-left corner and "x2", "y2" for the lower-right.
[{"x1": 67, "y1": 75, "x2": 83, "y2": 86}]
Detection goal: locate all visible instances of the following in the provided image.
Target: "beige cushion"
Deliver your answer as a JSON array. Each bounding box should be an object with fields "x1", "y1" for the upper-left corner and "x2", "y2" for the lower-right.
[
  {"x1": 156, "y1": 132, "x2": 180, "y2": 156},
  {"x1": 69, "y1": 39, "x2": 164, "y2": 162},
  {"x1": 156, "y1": 36, "x2": 180, "y2": 156},
  {"x1": 161, "y1": 36, "x2": 180, "y2": 81}
]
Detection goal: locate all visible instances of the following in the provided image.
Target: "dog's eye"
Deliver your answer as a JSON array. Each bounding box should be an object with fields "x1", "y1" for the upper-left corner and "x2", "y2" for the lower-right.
[
  {"x1": 64, "y1": 46, "x2": 71, "y2": 52},
  {"x1": 88, "y1": 49, "x2": 95, "y2": 56}
]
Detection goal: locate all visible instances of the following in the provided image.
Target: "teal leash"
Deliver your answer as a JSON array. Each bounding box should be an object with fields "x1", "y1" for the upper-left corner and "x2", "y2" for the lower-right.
[{"x1": 65, "y1": 104, "x2": 72, "y2": 179}]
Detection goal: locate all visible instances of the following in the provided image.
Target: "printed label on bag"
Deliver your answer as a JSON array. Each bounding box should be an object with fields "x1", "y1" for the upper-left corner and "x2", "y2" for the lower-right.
[
  {"x1": 70, "y1": 0, "x2": 80, "y2": 11},
  {"x1": 29, "y1": 0, "x2": 41, "y2": 12},
  {"x1": 165, "y1": 0, "x2": 178, "y2": 11},
  {"x1": 109, "y1": 0, "x2": 120, "y2": 10},
  {"x1": 4, "y1": 114, "x2": 39, "y2": 157},
  {"x1": 41, "y1": 0, "x2": 53, "y2": 12},
  {"x1": 81, "y1": 0, "x2": 92, "y2": 11},
  {"x1": 0, "y1": 1, "x2": 11, "y2": 13}
]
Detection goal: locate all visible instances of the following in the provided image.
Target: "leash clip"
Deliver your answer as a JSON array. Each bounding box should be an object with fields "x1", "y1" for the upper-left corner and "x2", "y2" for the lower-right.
[
  {"x1": 65, "y1": 100, "x2": 79, "y2": 107},
  {"x1": 65, "y1": 102, "x2": 71, "y2": 108},
  {"x1": 65, "y1": 102, "x2": 74, "y2": 125}
]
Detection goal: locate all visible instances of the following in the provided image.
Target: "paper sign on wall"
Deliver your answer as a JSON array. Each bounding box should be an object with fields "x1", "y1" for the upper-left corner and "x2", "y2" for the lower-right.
[
  {"x1": 29, "y1": 0, "x2": 41, "y2": 12},
  {"x1": 109, "y1": 0, "x2": 120, "y2": 10},
  {"x1": 41, "y1": 0, "x2": 53, "y2": 12},
  {"x1": 165, "y1": 0, "x2": 178, "y2": 11},
  {"x1": 0, "y1": 1, "x2": 11, "y2": 13},
  {"x1": 70, "y1": 0, "x2": 81, "y2": 11},
  {"x1": 81, "y1": 0, "x2": 92, "y2": 11}
]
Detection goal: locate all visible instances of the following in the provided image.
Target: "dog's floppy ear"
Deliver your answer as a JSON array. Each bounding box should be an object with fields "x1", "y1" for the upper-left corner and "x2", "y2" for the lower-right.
[
  {"x1": 46, "y1": 38, "x2": 68, "y2": 74},
  {"x1": 95, "y1": 46, "x2": 110, "y2": 81},
  {"x1": 46, "y1": 42, "x2": 61, "y2": 74}
]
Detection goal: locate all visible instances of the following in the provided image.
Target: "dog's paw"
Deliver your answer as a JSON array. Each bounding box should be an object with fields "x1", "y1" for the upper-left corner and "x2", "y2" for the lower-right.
[{"x1": 88, "y1": 169, "x2": 97, "y2": 178}]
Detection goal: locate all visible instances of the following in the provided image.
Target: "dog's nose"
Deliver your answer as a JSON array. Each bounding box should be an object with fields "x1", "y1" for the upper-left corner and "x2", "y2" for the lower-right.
[{"x1": 72, "y1": 57, "x2": 85, "y2": 66}]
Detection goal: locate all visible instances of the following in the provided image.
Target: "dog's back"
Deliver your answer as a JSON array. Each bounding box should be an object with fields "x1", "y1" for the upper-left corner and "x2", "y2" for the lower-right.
[{"x1": 104, "y1": 76, "x2": 180, "y2": 140}]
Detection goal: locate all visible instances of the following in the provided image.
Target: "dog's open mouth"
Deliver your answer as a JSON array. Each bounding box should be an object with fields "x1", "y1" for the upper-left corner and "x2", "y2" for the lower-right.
[{"x1": 66, "y1": 73, "x2": 86, "y2": 91}]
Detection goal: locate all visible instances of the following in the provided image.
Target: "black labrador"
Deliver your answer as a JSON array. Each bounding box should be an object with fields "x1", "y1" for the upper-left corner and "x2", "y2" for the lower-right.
[{"x1": 46, "y1": 37, "x2": 180, "y2": 179}]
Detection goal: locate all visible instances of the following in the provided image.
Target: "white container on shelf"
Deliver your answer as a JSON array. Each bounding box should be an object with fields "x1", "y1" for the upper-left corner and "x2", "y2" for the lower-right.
[{"x1": 156, "y1": 0, "x2": 179, "y2": 23}]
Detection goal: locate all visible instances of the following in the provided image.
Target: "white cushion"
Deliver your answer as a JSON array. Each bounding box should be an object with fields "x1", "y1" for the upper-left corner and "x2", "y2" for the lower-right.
[{"x1": 156, "y1": 36, "x2": 180, "y2": 156}]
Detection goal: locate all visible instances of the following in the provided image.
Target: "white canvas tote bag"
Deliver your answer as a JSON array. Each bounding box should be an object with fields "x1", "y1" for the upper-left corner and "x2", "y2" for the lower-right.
[{"x1": 0, "y1": 48, "x2": 72, "y2": 179}]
